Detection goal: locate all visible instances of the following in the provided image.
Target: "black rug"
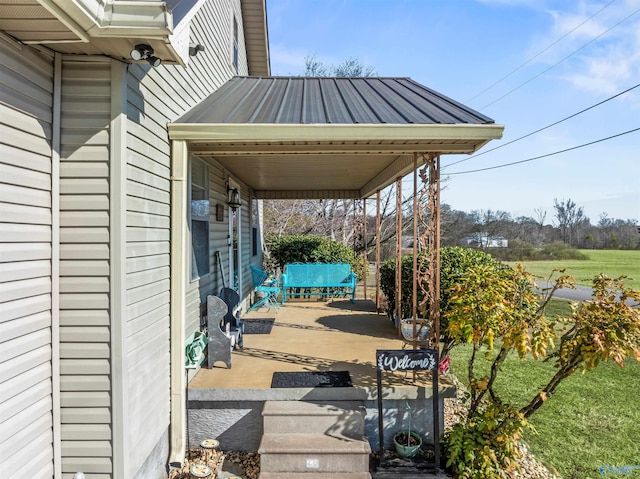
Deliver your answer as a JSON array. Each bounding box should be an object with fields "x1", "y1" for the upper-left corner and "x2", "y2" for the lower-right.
[
  {"x1": 243, "y1": 318, "x2": 275, "y2": 334},
  {"x1": 271, "y1": 370, "x2": 353, "y2": 388}
]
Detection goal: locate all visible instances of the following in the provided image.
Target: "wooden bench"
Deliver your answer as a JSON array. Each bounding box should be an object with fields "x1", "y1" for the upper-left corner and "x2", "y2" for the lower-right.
[{"x1": 281, "y1": 263, "x2": 357, "y2": 304}]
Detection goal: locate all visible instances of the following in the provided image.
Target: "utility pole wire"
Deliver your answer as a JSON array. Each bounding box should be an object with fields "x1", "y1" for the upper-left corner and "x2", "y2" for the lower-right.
[
  {"x1": 443, "y1": 81, "x2": 640, "y2": 170},
  {"x1": 479, "y1": 6, "x2": 640, "y2": 110},
  {"x1": 467, "y1": 0, "x2": 617, "y2": 103},
  {"x1": 447, "y1": 127, "x2": 640, "y2": 176}
]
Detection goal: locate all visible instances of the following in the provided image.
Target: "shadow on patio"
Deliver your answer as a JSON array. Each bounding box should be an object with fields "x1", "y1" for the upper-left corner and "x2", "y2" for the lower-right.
[{"x1": 189, "y1": 298, "x2": 446, "y2": 390}]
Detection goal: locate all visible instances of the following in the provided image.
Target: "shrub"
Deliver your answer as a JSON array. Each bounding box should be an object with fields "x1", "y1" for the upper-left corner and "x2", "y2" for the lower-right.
[
  {"x1": 380, "y1": 247, "x2": 512, "y2": 354},
  {"x1": 443, "y1": 268, "x2": 640, "y2": 478},
  {"x1": 269, "y1": 234, "x2": 366, "y2": 279},
  {"x1": 489, "y1": 240, "x2": 588, "y2": 261}
]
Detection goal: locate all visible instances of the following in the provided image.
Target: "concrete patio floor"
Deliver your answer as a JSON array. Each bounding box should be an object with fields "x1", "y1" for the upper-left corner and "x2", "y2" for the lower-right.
[{"x1": 190, "y1": 297, "x2": 450, "y2": 390}]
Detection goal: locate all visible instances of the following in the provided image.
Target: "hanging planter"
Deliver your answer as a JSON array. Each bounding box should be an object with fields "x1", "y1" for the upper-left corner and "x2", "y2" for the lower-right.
[{"x1": 400, "y1": 318, "x2": 432, "y2": 346}]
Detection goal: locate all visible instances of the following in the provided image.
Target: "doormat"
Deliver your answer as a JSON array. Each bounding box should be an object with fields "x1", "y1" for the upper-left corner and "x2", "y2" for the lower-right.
[
  {"x1": 243, "y1": 318, "x2": 275, "y2": 334},
  {"x1": 271, "y1": 370, "x2": 353, "y2": 388}
]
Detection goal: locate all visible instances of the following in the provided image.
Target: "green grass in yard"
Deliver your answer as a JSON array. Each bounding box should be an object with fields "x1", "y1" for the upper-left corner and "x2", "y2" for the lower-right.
[
  {"x1": 448, "y1": 299, "x2": 640, "y2": 479},
  {"x1": 507, "y1": 249, "x2": 640, "y2": 290}
]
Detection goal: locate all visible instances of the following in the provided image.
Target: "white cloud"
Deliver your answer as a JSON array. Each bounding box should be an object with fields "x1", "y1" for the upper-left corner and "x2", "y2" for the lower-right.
[{"x1": 529, "y1": 2, "x2": 640, "y2": 96}]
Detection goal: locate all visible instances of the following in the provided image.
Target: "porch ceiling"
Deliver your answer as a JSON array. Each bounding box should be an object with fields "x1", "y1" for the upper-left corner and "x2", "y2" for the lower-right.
[{"x1": 169, "y1": 77, "x2": 505, "y2": 199}]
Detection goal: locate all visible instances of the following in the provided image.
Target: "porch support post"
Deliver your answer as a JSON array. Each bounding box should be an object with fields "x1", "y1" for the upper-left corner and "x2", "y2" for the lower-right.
[
  {"x1": 375, "y1": 190, "x2": 381, "y2": 313},
  {"x1": 421, "y1": 153, "x2": 441, "y2": 350},
  {"x1": 169, "y1": 139, "x2": 189, "y2": 467},
  {"x1": 363, "y1": 197, "x2": 367, "y2": 301},
  {"x1": 395, "y1": 178, "x2": 402, "y2": 334},
  {"x1": 412, "y1": 153, "x2": 418, "y2": 349}
]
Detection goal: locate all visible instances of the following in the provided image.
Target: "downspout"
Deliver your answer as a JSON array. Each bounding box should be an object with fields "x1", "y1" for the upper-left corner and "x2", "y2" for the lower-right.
[
  {"x1": 52, "y1": 51, "x2": 62, "y2": 479},
  {"x1": 169, "y1": 139, "x2": 189, "y2": 467}
]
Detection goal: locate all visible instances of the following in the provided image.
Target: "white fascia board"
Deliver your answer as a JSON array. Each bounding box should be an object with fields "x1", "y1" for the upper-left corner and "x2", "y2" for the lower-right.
[
  {"x1": 42, "y1": 0, "x2": 173, "y2": 37},
  {"x1": 168, "y1": 123, "x2": 505, "y2": 144}
]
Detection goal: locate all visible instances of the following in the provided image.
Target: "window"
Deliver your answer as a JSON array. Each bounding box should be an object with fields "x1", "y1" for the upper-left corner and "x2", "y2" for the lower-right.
[
  {"x1": 190, "y1": 158, "x2": 210, "y2": 280},
  {"x1": 251, "y1": 197, "x2": 259, "y2": 257},
  {"x1": 232, "y1": 16, "x2": 239, "y2": 73}
]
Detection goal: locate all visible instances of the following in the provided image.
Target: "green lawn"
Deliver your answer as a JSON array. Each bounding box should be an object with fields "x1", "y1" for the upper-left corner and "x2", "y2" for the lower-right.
[
  {"x1": 507, "y1": 249, "x2": 640, "y2": 290},
  {"x1": 448, "y1": 300, "x2": 640, "y2": 479}
]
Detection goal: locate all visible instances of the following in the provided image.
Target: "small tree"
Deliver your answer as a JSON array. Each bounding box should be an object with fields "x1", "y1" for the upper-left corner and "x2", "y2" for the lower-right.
[{"x1": 443, "y1": 268, "x2": 640, "y2": 478}]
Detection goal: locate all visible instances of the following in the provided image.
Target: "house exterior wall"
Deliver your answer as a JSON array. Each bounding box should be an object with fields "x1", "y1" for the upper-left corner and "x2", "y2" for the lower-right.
[
  {"x1": 2, "y1": 0, "x2": 259, "y2": 478},
  {"x1": 0, "y1": 38, "x2": 57, "y2": 478},
  {"x1": 122, "y1": 1, "x2": 254, "y2": 477},
  {"x1": 58, "y1": 57, "x2": 114, "y2": 478}
]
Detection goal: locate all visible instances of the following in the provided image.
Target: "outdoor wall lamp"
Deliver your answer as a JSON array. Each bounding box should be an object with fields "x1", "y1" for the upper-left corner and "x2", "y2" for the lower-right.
[
  {"x1": 130, "y1": 44, "x2": 162, "y2": 67},
  {"x1": 226, "y1": 186, "x2": 241, "y2": 211}
]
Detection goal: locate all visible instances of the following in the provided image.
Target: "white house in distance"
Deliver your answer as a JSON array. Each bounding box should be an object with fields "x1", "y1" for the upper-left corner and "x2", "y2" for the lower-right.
[
  {"x1": 460, "y1": 233, "x2": 509, "y2": 248},
  {"x1": 0, "y1": 1, "x2": 269, "y2": 478}
]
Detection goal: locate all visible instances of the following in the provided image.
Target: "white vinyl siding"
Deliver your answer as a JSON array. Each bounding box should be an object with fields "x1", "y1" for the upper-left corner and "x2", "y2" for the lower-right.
[
  {"x1": 0, "y1": 39, "x2": 55, "y2": 478},
  {"x1": 124, "y1": 4, "x2": 251, "y2": 472},
  {"x1": 59, "y1": 58, "x2": 113, "y2": 478}
]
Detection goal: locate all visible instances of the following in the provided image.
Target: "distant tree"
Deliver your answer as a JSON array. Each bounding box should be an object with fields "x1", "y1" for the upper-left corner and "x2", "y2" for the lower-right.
[
  {"x1": 553, "y1": 198, "x2": 588, "y2": 246},
  {"x1": 303, "y1": 54, "x2": 377, "y2": 77}
]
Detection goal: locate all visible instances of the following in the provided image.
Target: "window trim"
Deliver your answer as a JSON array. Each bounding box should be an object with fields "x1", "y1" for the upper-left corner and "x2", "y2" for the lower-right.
[{"x1": 189, "y1": 157, "x2": 210, "y2": 281}]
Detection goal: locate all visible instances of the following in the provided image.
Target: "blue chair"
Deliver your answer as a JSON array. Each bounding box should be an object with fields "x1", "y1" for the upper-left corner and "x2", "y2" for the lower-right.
[{"x1": 248, "y1": 265, "x2": 280, "y2": 313}]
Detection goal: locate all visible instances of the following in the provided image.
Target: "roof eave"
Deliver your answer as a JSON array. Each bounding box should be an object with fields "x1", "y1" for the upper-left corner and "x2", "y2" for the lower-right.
[{"x1": 168, "y1": 123, "x2": 505, "y2": 146}]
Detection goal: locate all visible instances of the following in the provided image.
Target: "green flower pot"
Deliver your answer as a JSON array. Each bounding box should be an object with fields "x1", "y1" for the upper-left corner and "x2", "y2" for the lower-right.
[{"x1": 393, "y1": 431, "x2": 422, "y2": 458}]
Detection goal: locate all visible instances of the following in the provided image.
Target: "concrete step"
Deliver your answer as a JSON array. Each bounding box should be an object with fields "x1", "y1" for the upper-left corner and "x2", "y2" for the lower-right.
[
  {"x1": 259, "y1": 433, "x2": 371, "y2": 473},
  {"x1": 260, "y1": 473, "x2": 371, "y2": 479},
  {"x1": 262, "y1": 400, "x2": 366, "y2": 436}
]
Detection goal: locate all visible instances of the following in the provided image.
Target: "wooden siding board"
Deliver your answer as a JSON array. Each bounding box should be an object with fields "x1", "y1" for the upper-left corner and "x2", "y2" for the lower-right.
[
  {"x1": 59, "y1": 309, "x2": 109, "y2": 326},
  {"x1": 0, "y1": 379, "x2": 51, "y2": 424},
  {"x1": 0, "y1": 344, "x2": 50, "y2": 383},
  {"x1": 0, "y1": 327, "x2": 50, "y2": 364},
  {"x1": 61, "y1": 424, "x2": 111, "y2": 441},
  {"x1": 60, "y1": 243, "x2": 110, "y2": 260},
  {"x1": 60, "y1": 326, "x2": 110, "y2": 343},
  {"x1": 0, "y1": 223, "x2": 51, "y2": 243},
  {"x1": 0, "y1": 411, "x2": 52, "y2": 462},
  {"x1": 59, "y1": 375, "x2": 110, "y2": 392},
  {"x1": 0, "y1": 202, "x2": 51, "y2": 225},
  {"x1": 60, "y1": 391, "x2": 110, "y2": 408},
  {"x1": 0, "y1": 310, "x2": 50, "y2": 342},
  {"x1": 60, "y1": 342, "x2": 110, "y2": 359},
  {"x1": 60, "y1": 177, "x2": 109, "y2": 195},
  {"x1": 0, "y1": 259, "x2": 50, "y2": 282},
  {"x1": 0, "y1": 143, "x2": 52, "y2": 175},
  {"x1": 0, "y1": 182, "x2": 51, "y2": 208}
]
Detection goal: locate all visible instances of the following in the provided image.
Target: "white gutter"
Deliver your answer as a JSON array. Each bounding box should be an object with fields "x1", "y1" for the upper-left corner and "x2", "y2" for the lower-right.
[
  {"x1": 168, "y1": 123, "x2": 505, "y2": 144},
  {"x1": 169, "y1": 140, "x2": 189, "y2": 467}
]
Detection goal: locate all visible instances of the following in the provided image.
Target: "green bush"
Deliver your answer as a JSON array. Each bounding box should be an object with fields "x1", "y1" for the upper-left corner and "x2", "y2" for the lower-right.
[
  {"x1": 269, "y1": 234, "x2": 366, "y2": 279},
  {"x1": 489, "y1": 240, "x2": 588, "y2": 261},
  {"x1": 380, "y1": 247, "x2": 513, "y2": 352}
]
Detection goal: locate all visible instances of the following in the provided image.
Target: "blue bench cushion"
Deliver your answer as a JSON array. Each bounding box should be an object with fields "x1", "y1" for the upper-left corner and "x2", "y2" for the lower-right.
[{"x1": 281, "y1": 263, "x2": 356, "y2": 303}]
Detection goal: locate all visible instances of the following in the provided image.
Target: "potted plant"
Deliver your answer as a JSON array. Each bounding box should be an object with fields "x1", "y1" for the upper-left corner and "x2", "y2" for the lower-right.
[{"x1": 393, "y1": 401, "x2": 423, "y2": 458}]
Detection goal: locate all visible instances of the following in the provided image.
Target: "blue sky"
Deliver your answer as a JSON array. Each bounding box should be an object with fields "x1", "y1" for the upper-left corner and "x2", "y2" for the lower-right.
[{"x1": 265, "y1": 0, "x2": 640, "y2": 224}]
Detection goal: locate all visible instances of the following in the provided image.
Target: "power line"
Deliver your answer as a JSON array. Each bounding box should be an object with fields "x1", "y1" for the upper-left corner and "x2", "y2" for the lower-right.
[
  {"x1": 446, "y1": 127, "x2": 640, "y2": 176},
  {"x1": 479, "y1": 6, "x2": 640, "y2": 110},
  {"x1": 467, "y1": 0, "x2": 617, "y2": 103},
  {"x1": 443, "y1": 81, "x2": 640, "y2": 170}
]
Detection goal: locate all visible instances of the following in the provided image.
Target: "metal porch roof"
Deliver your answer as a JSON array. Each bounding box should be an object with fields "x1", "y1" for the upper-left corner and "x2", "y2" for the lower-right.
[{"x1": 169, "y1": 76, "x2": 504, "y2": 199}]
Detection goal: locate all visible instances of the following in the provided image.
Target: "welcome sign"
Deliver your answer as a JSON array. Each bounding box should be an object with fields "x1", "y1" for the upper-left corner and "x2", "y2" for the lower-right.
[{"x1": 376, "y1": 349, "x2": 438, "y2": 371}]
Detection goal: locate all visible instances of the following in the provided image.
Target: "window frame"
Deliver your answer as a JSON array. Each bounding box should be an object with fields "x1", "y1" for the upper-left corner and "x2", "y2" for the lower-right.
[{"x1": 189, "y1": 157, "x2": 210, "y2": 281}]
